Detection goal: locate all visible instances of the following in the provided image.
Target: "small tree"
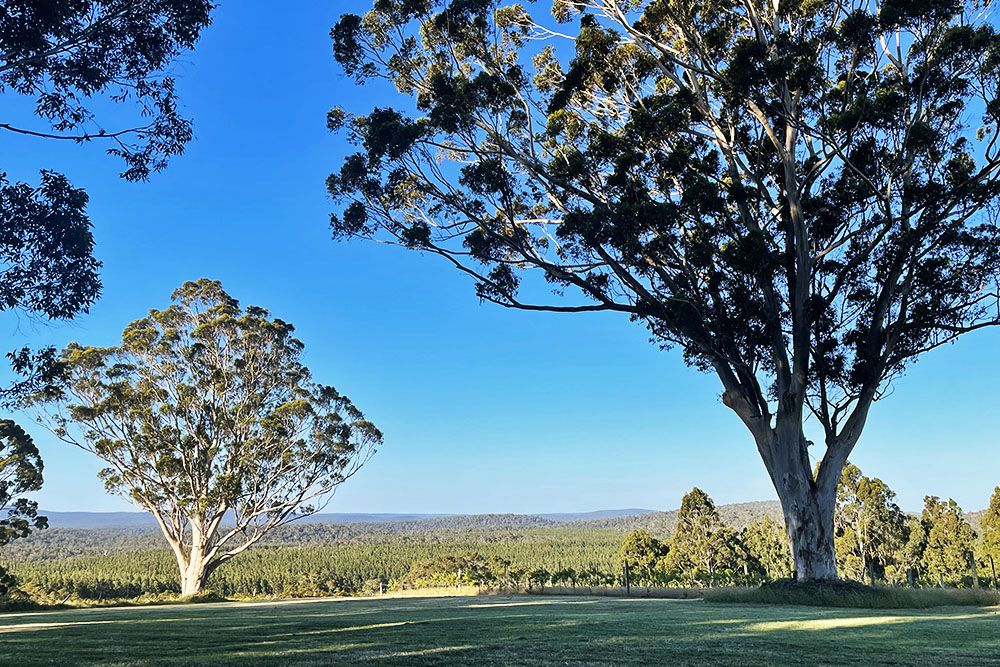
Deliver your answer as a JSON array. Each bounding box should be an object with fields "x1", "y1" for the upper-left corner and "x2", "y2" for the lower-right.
[
  {"x1": 742, "y1": 516, "x2": 792, "y2": 582},
  {"x1": 921, "y1": 496, "x2": 976, "y2": 587},
  {"x1": 30, "y1": 280, "x2": 382, "y2": 595},
  {"x1": 330, "y1": 0, "x2": 1000, "y2": 582},
  {"x1": 618, "y1": 529, "x2": 666, "y2": 584}
]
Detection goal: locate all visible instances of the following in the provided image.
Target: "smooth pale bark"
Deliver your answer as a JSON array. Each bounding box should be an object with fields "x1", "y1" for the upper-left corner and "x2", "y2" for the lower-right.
[
  {"x1": 179, "y1": 559, "x2": 211, "y2": 597},
  {"x1": 751, "y1": 417, "x2": 847, "y2": 583},
  {"x1": 163, "y1": 519, "x2": 217, "y2": 597}
]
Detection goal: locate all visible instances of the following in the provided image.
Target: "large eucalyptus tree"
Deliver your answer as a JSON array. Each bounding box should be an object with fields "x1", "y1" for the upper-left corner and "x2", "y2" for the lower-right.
[
  {"x1": 328, "y1": 0, "x2": 1000, "y2": 580},
  {"x1": 30, "y1": 280, "x2": 382, "y2": 595}
]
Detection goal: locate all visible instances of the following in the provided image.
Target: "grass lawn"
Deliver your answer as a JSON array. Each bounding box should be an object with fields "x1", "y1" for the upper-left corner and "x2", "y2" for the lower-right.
[{"x1": 1, "y1": 594, "x2": 998, "y2": 666}]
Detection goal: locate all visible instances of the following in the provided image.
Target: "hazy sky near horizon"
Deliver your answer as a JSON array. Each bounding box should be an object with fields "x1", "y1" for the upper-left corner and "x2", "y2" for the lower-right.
[{"x1": 3, "y1": 2, "x2": 998, "y2": 516}]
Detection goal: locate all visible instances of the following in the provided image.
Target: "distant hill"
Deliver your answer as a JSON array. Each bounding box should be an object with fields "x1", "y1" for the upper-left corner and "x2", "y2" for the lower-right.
[
  {"x1": 37, "y1": 511, "x2": 455, "y2": 530},
  {"x1": 538, "y1": 509, "x2": 656, "y2": 521},
  {"x1": 29, "y1": 503, "x2": 987, "y2": 550},
  {"x1": 580, "y1": 500, "x2": 785, "y2": 535},
  {"x1": 38, "y1": 508, "x2": 657, "y2": 530}
]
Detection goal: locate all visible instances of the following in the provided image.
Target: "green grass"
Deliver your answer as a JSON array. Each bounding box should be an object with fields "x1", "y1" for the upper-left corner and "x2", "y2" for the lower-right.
[{"x1": 1, "y1": 594, "x2": 998, "y2": 665}]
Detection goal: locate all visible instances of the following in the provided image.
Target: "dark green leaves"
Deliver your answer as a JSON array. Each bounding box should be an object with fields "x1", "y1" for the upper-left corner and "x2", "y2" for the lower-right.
[
  {"x1": 0, "y1": 171, "x2": 101, "y2": 319},
  {"x1": 0, "y1": 419, "x2": 46, "y2": 548}
]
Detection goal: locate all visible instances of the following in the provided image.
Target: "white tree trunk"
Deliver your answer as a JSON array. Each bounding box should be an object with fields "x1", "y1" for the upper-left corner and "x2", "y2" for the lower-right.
[
  {"x1": 175, "y1": 520, "x2": 213, "y2": 596},
  {"x1": 180, "y1": 559, "x2": 210, "y2": 596}
]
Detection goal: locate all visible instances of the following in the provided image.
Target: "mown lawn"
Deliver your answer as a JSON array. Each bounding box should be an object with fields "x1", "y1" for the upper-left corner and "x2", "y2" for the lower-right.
[{"x1": 1, "y1": 594, "x2": 998, "y2": 666}]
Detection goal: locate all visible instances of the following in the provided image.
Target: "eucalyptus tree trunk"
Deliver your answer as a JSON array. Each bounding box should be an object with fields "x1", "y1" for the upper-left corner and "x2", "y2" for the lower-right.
[
  {"x1": 771, "y1": 459, "x2": 838, "y2": 581},
  {"x1": 179, "y1": 558, "x2": 212, "y2": 597},
  {"x1": 758, "y1": 421, "x2": 841, "y2": 583},
  {"x1": 171, "y1": 520, "x2": 216, "y2": 597}
]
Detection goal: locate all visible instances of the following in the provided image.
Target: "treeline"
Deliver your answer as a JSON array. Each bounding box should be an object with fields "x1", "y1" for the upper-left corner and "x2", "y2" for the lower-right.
[
  {"x1": 613, "y1": 470, "x2": 1000, "y2": 589},
  {"x1": 5, "y1": 470, "x2": 998, "y2": 602},
  {"x1": 6, "y1": 530, "x2": 623, "y2": 601}
]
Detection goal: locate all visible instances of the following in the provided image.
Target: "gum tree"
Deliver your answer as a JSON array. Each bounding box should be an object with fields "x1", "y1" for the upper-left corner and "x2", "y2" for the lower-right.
[
  {"x1": 328, "y1": 0, "x2": 1000, "y2": 581},
  {"x1": 29, "y1": 280, "x2": 382, "y2": 595},
  {"x1": 834, "y1": 463, "x2": 906, "y2": 581}
]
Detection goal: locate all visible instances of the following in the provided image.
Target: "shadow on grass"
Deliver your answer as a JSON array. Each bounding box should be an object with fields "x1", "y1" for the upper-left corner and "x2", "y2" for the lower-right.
[{"x1": 0, "y1": 595, "x2": 998, "y2": 666}]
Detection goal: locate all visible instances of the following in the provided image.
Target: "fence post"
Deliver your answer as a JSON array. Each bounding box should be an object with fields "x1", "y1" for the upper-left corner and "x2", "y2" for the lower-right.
[
  {"x1": 624, "y1": 561, "x2": 630, "y2": 596},
  {"x1": 990, "y1": 556, "x2": 998, "y2": 593}
]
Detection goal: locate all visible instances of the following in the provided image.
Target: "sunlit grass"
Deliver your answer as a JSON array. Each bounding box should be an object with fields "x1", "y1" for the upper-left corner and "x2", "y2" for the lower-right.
[{"x1": 0, "y1": 594, "x2": 997, "y2": 665}]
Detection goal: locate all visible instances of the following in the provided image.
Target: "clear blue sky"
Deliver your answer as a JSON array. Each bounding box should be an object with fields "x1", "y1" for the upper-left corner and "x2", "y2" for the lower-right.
[{"x1": 3, "y1": 2, "x2": 998, "y2": 515}]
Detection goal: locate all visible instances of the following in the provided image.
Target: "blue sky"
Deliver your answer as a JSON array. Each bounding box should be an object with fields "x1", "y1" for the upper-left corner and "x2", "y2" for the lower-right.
[{"x1": 3, "y1": 1, "x2": 998, "y2": 515}]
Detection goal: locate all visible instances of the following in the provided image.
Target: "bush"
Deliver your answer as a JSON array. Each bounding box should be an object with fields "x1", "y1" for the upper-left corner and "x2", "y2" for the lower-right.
[{"x1": 705, "y1": 580, "x2": 1000, "y2": 608}]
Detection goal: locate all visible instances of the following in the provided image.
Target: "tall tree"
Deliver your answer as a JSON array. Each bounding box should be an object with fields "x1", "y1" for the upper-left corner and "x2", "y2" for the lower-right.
[
  {"x1": 834, "y1": 462, "x2": 906, "y2": 582},
  {"x1": 742, "y1": 515, "x2": 792, "y2": 581},
  {"x1": 27, "y1": 280, "x2": 382, "y2": 596},
  {"x1": 981, "y1": 487, "x2": 1000, "y2": 581},
  {"x1": 921, "y1": 496, "x2": 976, "y2": 586},
  {"x1": 663, "y1": 487, "x2": 743, "y2": 585},
  {"x1": 618, "y1": 529, "x2": 666, "y2": 583},
  {"x1": 329, "y1": 0, "x2": 1000, "y2": 581}
]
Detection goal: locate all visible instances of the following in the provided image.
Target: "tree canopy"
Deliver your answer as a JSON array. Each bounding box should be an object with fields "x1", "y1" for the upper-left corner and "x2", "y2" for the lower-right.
[
  {"x1": 29, "y1": 280, "x2": 382, "y2": 595},
  {"x1": 329, "y1": 0, "x2": 1000, "y2": 580},
  {"x1": 919, "y1": 495, "x2": 976, "y2": 585},
  {"x1": 981, "y1": 486, "x2": 1000, "y2": 570},
  {"x1": 1, "y1": 0, "x2": 215, "y2": 181},
  {"x1": 834, "y1": 462, "x2": 906, "y2": 582},
  {"x1": 1, "y1": 0, "x2": 217, "y2": 390}
]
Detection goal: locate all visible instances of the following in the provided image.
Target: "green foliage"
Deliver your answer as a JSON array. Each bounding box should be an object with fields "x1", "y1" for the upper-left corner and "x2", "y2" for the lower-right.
[
  {"x1": 979, "y1": 486, "x2": 1000, "y2": 573},
  {"x1": 663, "y1": 488, "x2": 750, "y2": 586},
  {"x1": 0, "y1": 0, "x2": 215, "y2": 181},
  {"x1": 4, "y1": 527, "x2": 624, "y2": 600},
  {"x1": 0, "y1": 173, "x2": 100, "y2": 323},
  {"x1": 919, "y1": 496, "x2": 977, "y2": 585},
  {"x1": 618, "y1": 529, "x2": 666, "y2": 583},
  {"x1": 742, "y1": 516, "x2": 792, "y2": 581},
  {"x1": 28, "y1": 280, "x2": 382, "y2": 595},
  {"x1": 835, "y1": 463, "x2": 907, "y2": 582}
]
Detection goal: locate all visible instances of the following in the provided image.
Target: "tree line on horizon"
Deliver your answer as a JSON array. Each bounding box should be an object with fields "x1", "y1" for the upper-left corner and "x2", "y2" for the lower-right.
[{"x1": 4, "y1": 470, "x2": 997, "y2": 604}]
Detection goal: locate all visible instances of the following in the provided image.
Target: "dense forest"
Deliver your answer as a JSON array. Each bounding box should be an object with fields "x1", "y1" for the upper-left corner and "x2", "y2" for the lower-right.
[{"x1": 5, "y1": 478, "x2": 996, "y2": 604}]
